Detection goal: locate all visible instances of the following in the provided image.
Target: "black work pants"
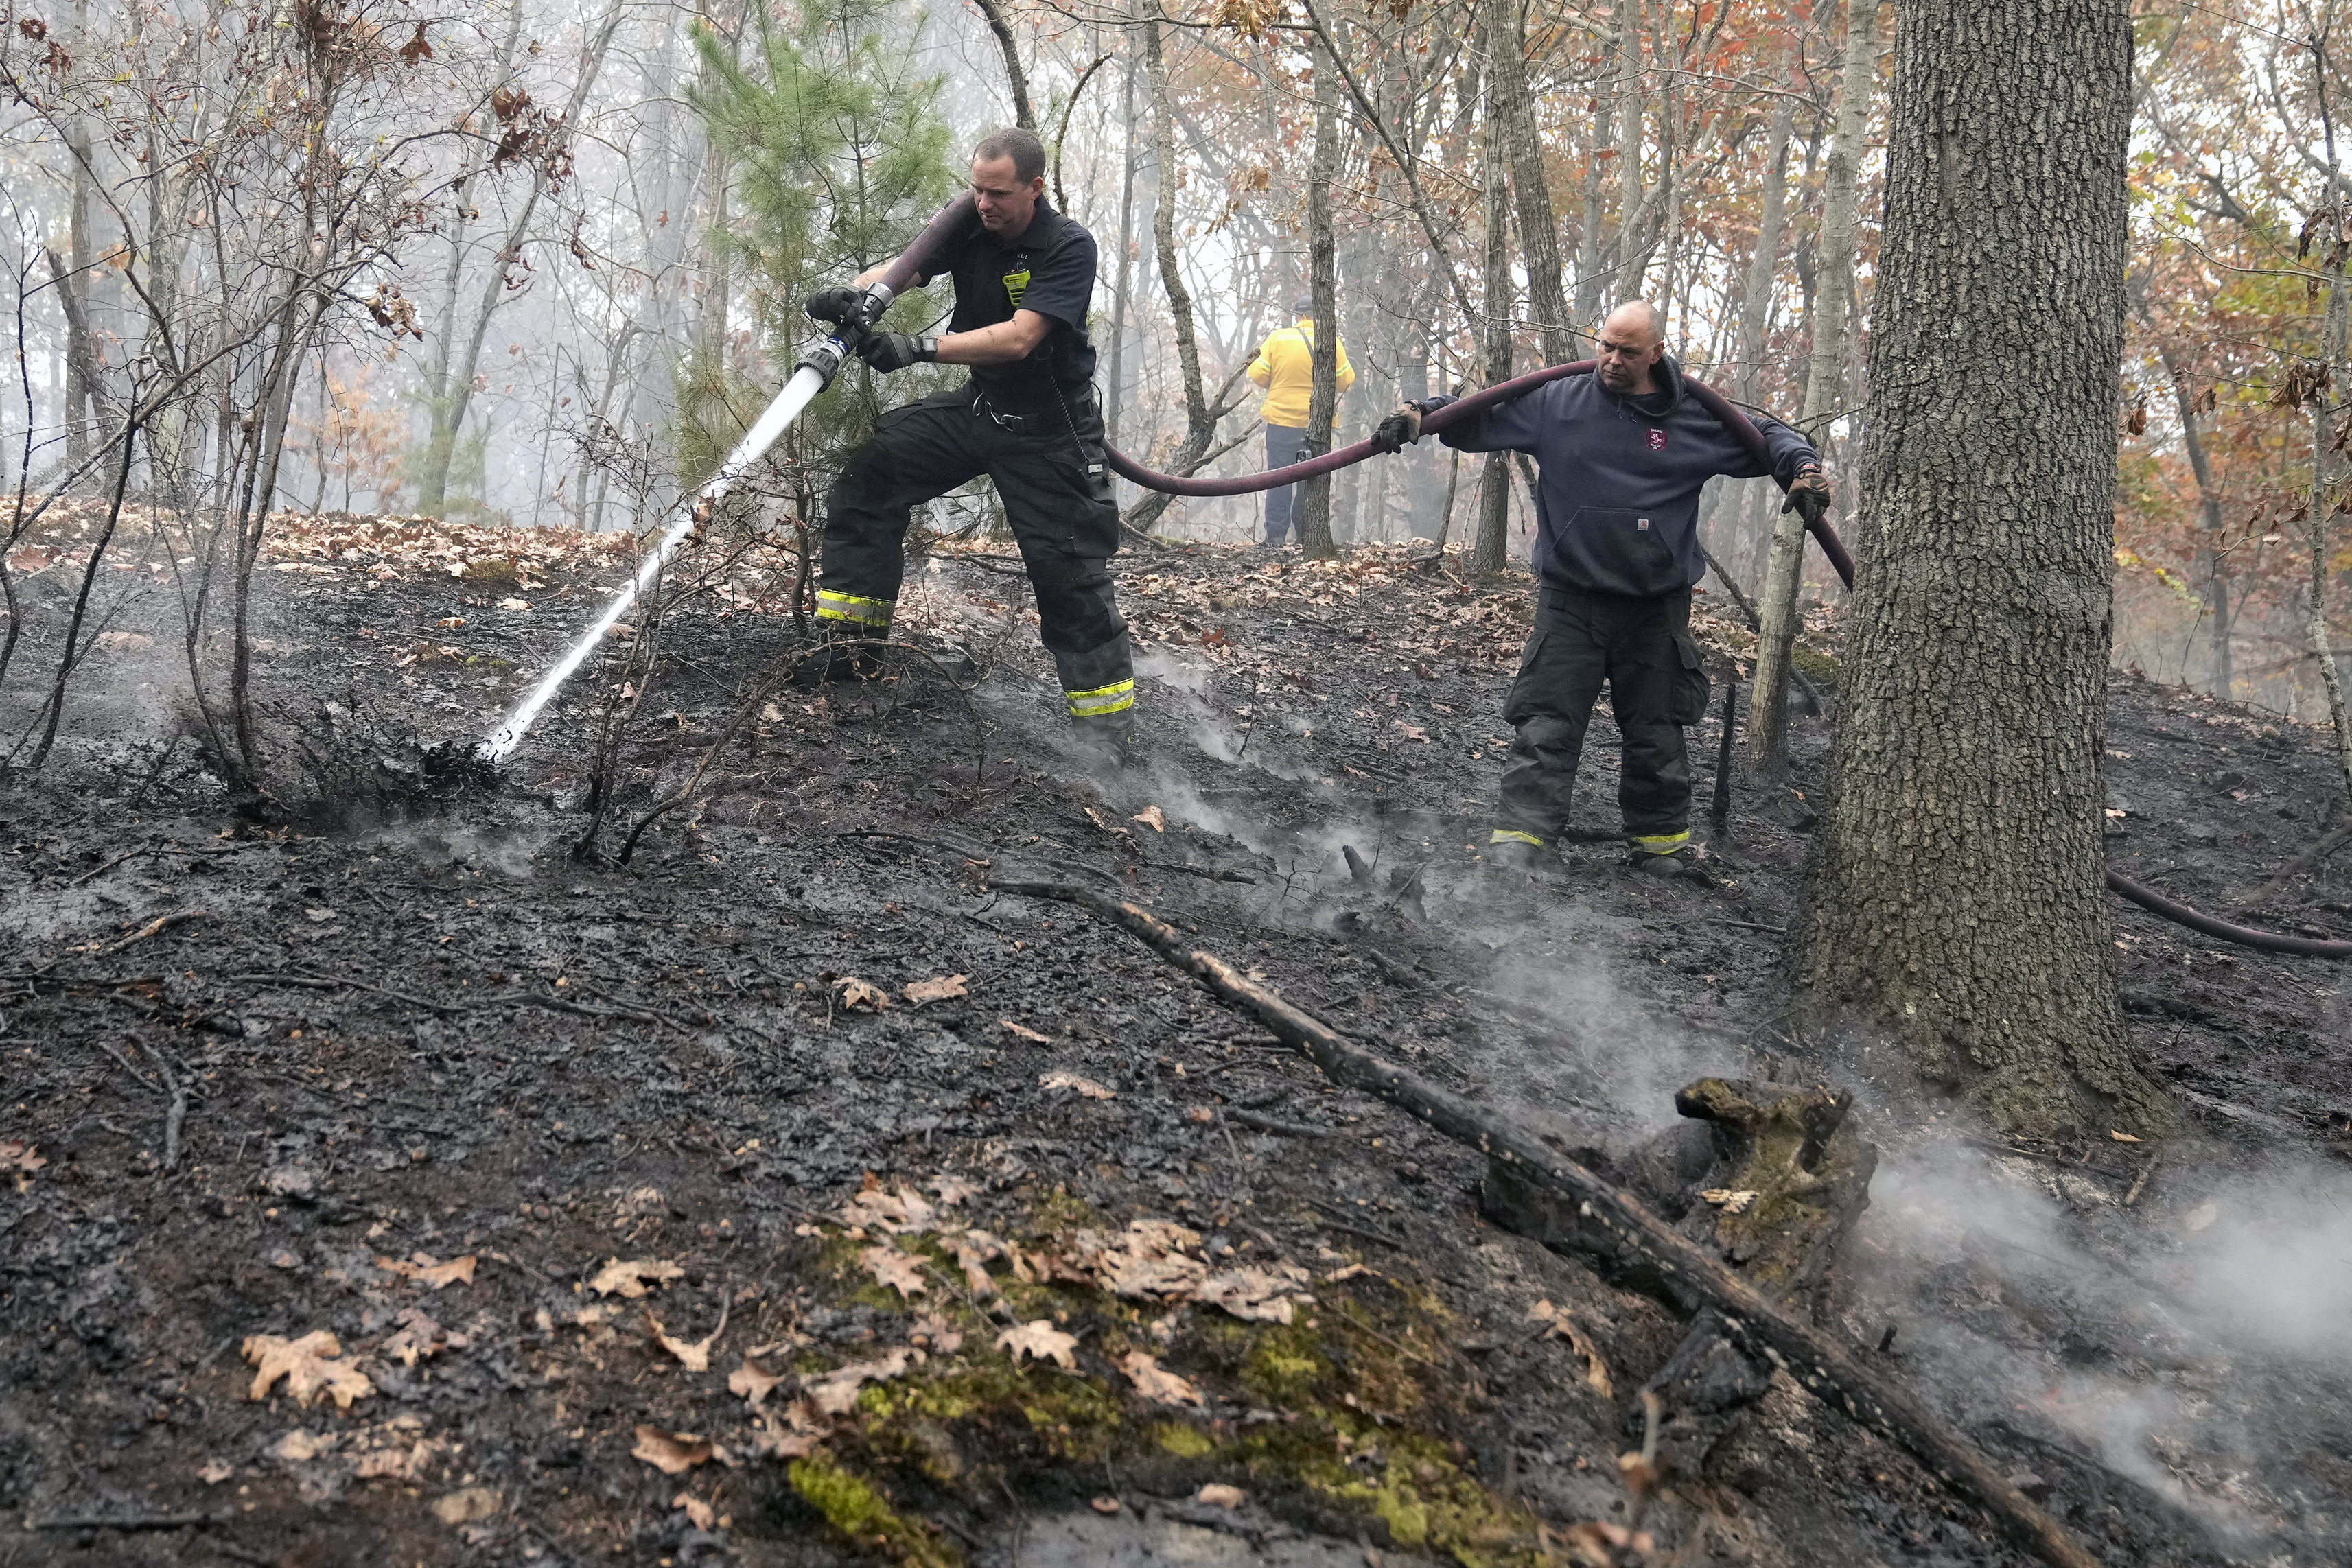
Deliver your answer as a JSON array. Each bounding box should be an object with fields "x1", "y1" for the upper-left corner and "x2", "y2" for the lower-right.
[
  {"x1": 1493, "y1": 584, "x2": 1711, "y2": 847},
  {"x1": 820, "y1": 383, "x2": 1134, "y2": 720},
  {"x1": 1261, "y1": 425, "x2": 1314, "y2": 548}
]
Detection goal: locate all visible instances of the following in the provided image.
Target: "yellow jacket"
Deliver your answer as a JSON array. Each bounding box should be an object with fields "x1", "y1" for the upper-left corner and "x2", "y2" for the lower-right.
[{"x1": 1247, "y1": 320, "x2": 1356, "y2": 428}]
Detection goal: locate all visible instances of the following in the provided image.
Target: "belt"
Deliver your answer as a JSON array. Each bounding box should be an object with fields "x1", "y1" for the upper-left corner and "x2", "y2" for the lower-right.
[
  {"x1": 970, "y1": 385, "x2": 1095, "y2": 436},
  {"x1": 971, "y1": 393, "x2": 1037, "y2": 434}
]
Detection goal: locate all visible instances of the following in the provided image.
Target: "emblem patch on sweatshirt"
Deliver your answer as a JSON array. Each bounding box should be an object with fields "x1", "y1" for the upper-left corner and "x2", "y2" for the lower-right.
[
  {"x1": 1003, "y1": 269, "x2": 1032, "y2": 308},
  {"x1": 1645, "y1": 428, "x2": 1667, "y2": 451}
]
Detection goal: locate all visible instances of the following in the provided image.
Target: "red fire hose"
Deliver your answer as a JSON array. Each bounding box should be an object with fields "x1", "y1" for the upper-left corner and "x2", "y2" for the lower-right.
[{"x1": 880, "y1": 194, "x2": 2348, "y2": 959}]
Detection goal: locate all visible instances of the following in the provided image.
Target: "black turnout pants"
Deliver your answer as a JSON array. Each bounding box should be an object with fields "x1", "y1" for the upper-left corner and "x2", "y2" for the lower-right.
[
  {"x1": 1493, "y1": 584, "x2": 1711, "y2": 848},
  {"x1": 821, "y1": 384, "x2": 1133, "y2": 720}
]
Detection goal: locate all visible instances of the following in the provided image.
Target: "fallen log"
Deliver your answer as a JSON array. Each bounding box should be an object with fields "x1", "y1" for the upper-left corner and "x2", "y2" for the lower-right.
[{"x1": 994, "y1": 875, "x2": 2102, "y2": 1568}]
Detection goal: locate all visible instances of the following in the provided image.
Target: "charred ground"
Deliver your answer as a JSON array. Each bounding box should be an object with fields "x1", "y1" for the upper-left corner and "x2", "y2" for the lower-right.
[{"x1": 2, "y1": 515, "x2": 2348, "y2": 1567}]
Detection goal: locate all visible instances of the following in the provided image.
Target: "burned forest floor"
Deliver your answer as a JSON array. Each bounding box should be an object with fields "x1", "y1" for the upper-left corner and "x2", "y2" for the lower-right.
[{"x1": 3, "y1": 508, "x2": 2351, "y2": 1568}]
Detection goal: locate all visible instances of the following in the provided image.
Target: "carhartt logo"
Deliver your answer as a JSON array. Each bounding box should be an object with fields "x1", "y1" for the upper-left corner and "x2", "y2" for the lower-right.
[
  {"x1": 1637, "y1": 519, "x2": 1650, "y2": 530},
  {"x1": 1645, "y1": 428, "x2": 1667, "y2": 450}
]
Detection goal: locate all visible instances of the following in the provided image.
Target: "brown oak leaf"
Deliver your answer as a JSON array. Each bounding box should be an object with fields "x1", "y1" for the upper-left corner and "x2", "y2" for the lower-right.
[
  {"x1": 995, "y1": 1320, "x2": 1078, "y2": 1370},
  {"x1": 243, "y1": 1331, "x2": 376, "y2": 1410},
  {"x1": 588, "y1": 1257, "x2": 684, "y2": 1298}
]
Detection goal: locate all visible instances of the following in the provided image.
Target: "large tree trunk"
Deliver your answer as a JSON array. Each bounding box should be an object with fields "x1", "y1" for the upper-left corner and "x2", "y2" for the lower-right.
[
  {"x1": 1299, "y1": 41, "x2": 1341, "y2": 560},
  {"x1": 1470, "y1": 38, "x2": 1515, "y2": 576},
  {"x1": 1748, "y1": 0, "x2": 1873, "y2": 773},
  {"x1": 1794, "y1": 0, "x2": 2171, "y2": 1137},
  {"x1": 1488, "y1": 0, "x2": 1570, "y2": 365}
]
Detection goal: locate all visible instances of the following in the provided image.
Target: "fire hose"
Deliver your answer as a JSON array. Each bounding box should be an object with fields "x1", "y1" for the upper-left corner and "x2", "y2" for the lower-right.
[{"x1": 485, "y1": 191, "x2": 2347, "y2": 960}]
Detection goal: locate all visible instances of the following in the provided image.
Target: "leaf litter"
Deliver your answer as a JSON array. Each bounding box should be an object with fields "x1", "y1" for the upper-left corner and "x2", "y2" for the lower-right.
[{"x1": 243, "y1": 1331, "x2": 376, "y2": 1410}]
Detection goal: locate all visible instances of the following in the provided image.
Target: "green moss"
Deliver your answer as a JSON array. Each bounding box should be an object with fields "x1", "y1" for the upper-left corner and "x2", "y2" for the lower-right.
[
  {"x1": 1790, "y1": 645, "x2": 1841, "y2": 686},
  {"x1": 1156, "y1": 1423, "x2": 1215, "y2": 1458},
  {"x1": 789, "y1": 1450, "x2": 961, "y2": 1567}
]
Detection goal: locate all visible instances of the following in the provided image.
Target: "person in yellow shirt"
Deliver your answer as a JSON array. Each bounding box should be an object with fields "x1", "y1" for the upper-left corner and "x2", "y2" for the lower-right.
[{"x1": 1246, "y1": 296, "x2": 1355, "y2": 548}]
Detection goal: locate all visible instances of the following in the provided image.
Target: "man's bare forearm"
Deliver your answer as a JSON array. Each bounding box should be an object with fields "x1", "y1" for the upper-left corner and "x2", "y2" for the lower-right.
[{"x1": 932, "y1": 316, "x2": 1048, "y2": 366}]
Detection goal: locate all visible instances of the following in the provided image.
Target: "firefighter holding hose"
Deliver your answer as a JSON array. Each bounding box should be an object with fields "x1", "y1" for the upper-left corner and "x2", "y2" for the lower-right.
[
  {"x1": 800, "y1": 128, "x2": 1136, "y2": 765},
  {"x1": 1374, "y1": 301, "x2": 1831, "y2": 880}
]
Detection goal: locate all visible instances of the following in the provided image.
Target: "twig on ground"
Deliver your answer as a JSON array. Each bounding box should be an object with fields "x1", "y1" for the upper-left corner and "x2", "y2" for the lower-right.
[
  {"x1": 2124, "y1": 1153, "x2": 2160, "y2": 1206},
  {"x1": 995, "y1": 874, "x2": 2106, "y2": 1568},
  {"x1": 31, "y1": 1513, "x2": 223, "y2": 1531},
  {"x1": 1708, "y1": 919, "x2": 1787, "y2": 935},
  {"x1": 152, "y1": 1044, "x2": 187, "y2": 1172},
  {"x1": 99, "y1": 909, "x2": 202, "y2": 957},
  {"x1": 1227, "y1": 1108, "x2": 1333, "y2": 1138}
]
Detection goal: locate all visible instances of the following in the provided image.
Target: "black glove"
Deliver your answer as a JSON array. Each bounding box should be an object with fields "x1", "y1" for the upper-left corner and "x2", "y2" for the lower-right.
[
  {"x1": 1371, "y1": 408, "x2": 1421, "y2": 454},
  {"x1": 859, "y1": 332, "x2": 937, "y2": 373},
  {"x1": 804, "y1": 286, "x2": 862, "y2": 324}
]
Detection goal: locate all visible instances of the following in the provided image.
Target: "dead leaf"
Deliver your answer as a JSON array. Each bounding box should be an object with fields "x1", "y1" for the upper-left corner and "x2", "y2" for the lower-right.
[
  {"x1": 1084, "y1": 804, "x2": 1130, "y2": 836},
  {"x1": 931, "y1": 1178, "x2": 979, "y2": 1206},
  {"x1": 272, "y1": 1429, "x2": 338, "y2": 1462},
  {"x1": 198, "y1": 1459, "x2": 233, "y2": 1485},
  {"x1": 1119, "y1": 1350, "x2": 1203, "y2": 1406},
  {"x1": 631, "y1": 1426, "x2": 712, "y2": 1474},
  {"x1": 647, "y1": 1306, "x2": 727, "y2": 1371},
  {"x1": 0, "y1": 1140, "x2": 46, "y2": 1172},
  {"x1": 589, "y1": 1257, "x2": 684, "y2": 1298},
  {"x1": 94, "y1": 630, "x2": 153, "y2": 652},
  {"x1": 835, "y1": 976, "x2": 889, "y2": 1011},
  {"x1": 1190, "y1": 1265, "x2": 1312, "y2": 1324},
  {"x1": 903, "y1": 974, "x2": 970, "y2": 1006},
  {"x1": 380, "y1": 1309, "x2": 461, "y2": 1368},
  {"x1": 1196, "y1": 1482, "x2": 1246, "y2": 1508},
  {"x1": 2109, "y1": 1130, "x2": 2143, "y2": 1143},
  {"x1": 1001, "y1": 1018, "x2": 1051, "y2": 1043},
  {"x1": 996, "y1": 1319, "x2": 1078, "y2": 1370},
  {"x1": 1091, "y1": 1494, "x2": 1122, "y2": 1514},
  {"x1": 948, "y1": 1231, "x2": 1008, "y2": 1296},
  {"x1": 911, "y1": 1312, "x2": 964, "y2": 1354},
  {"x1": 860, "y1": 1244, "x2": 927, "y2": 1300},
  {"x1": 243, "y1": 1331, "x2": 376, "y2": 1410},
  {"x1": 841, "y1": 1180, "x2": 938, "y2": 1234},
  {"x1": 673, "y1": 1492, "x2": 715, "y2": 1530},
  {"x1": 397, "y1": 23, "x2": 432, "y2": 65},
  {"x1": 376, "y1": 1251, "x2": 476, "y2": 1289},
  {"x1": 805, "y1": 1348, "x2": 918, "y2": 1415},
  {"x1": 1528, "y1": 1300, "x2": 1614, "y2": 1396},
  {"x1": 729, "y1": 1358, "x2": 784, "y2": 1406},
  {"x1": 1131, "y1": 805, "x2": 1166, "y2": 832},
  {"x1": 432, "y1": 1485, "x2": 500, "y2": 1525},
  {"x1": 1040, "y1": 1070, "x2": 1116, "y2": 1100},
  {"x1": 498, "y1": 597, "x2": 531, "y2": 611},
  {"x1": 1699, "y1": 1189, "x2": 1759, "y2": 1215},
  {"x1": 748, "y1": 1411, "x2": 822, "y2": 1460}
]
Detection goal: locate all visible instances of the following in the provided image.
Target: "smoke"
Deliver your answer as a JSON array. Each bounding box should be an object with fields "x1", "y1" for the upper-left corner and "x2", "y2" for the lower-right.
[{"x1": 1856, "y1": 1138, "x2": 2352, "y2": 1550}]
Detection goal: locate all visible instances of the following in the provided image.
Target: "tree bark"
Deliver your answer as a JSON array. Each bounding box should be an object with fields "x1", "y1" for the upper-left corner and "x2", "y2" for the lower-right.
[
  {"x1": 1105, "y1": 52, "x2": 1139, "y2": 449},
  {"x1": 2154, "y1": 346, "x2": 2231, "y2": 696},
  {"x1": 1795, "y1": 0, "x2": 2172, "y2": 1137},
  {"x1": 1471, "y1": 46, "x2": 1515, "y2": 576},
  {"x1": 1298, "y1": 38, "x2": 1341, "y2": 560},
  {"x1": 1488, "y1": 0, "x2": 1571, "y2": 364},
  {"x1": 971, "y1": 0, "x2": 1036, "y2": 130},
  {"x1": 1123, "y1": 8, "x2": 1220, "y2": 538},
  {"x1": 1749, "y1": 0, "x2": 1873, "y2": 773}
]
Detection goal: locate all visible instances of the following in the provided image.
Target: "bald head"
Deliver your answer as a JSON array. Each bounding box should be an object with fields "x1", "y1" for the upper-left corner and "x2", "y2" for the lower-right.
[
  {"x1": 1596, "y1": 301, "x2": 1667, "y2": 395},
  {"x1": 1604, "y1": 301, "x2": 1666, "y2": 347}
]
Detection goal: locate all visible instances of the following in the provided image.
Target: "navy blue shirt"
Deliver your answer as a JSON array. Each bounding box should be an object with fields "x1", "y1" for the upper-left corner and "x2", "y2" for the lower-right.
[
  {"x1": 920, "y1": 201, "x2": 1097, "y2": 407},
  {"x1": 1438, "y1": 357, "x2": 1817, "y2": 598}
]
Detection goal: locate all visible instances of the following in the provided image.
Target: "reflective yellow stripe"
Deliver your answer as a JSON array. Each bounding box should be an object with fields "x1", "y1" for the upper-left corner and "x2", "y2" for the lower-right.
[
  {"x1": 1489, "y1": 829, "x2": 1546, "y2": 848},
  {"x1": 1630, "y1": 831, "x2": 1691, "y2": 854},
  {"x1": 1066, "y1": 679, "x2": 1135, "y2": 718},
  {"x1": 815, "y1": 590, "x2": 894, "y2": 627}
]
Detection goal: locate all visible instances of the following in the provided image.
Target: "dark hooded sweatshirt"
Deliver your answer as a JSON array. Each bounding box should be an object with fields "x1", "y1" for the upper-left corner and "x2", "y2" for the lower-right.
[{"x1": 1434, "y1": 356, "x2": 1817, "y2": 599}]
